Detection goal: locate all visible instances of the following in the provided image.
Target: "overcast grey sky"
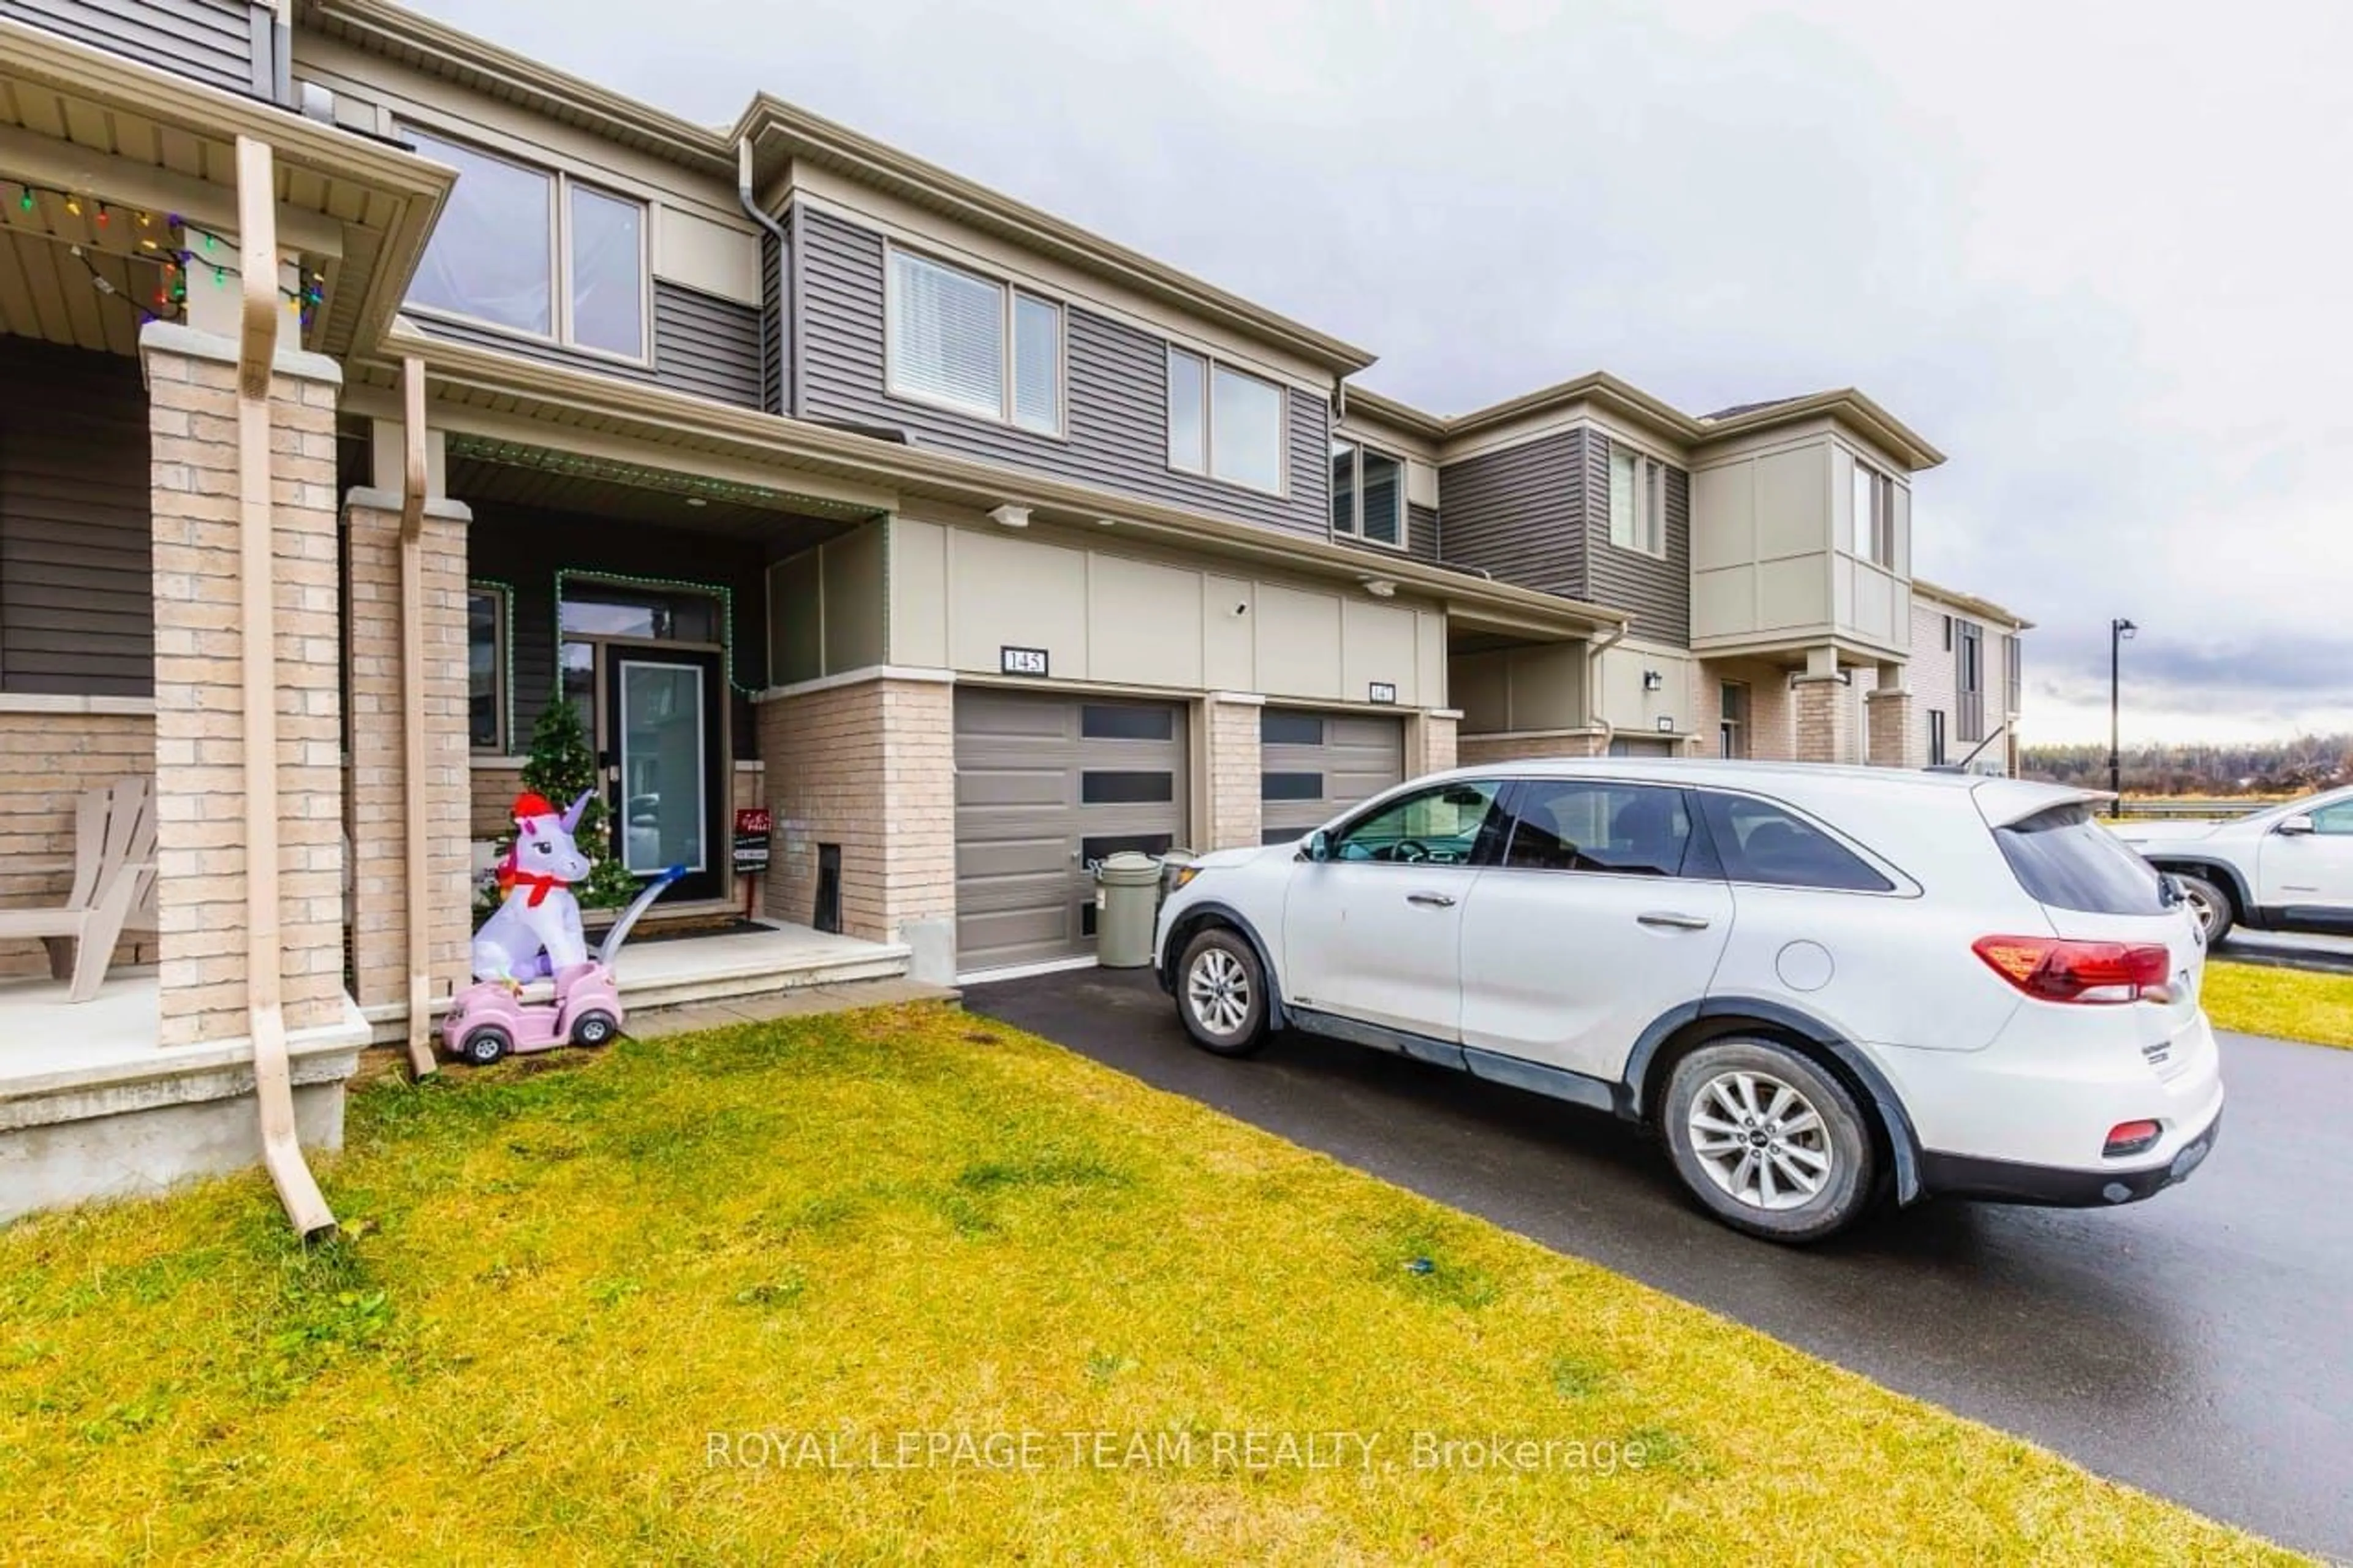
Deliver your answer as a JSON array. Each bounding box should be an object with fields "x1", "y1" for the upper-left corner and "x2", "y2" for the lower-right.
[{"x1": 413, "y1": 0, "x2": 2353, "y2": 746}]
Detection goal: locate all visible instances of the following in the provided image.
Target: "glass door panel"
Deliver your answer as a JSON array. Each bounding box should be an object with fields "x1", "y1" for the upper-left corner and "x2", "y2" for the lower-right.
[{"x1": 617, "y1": 657, "x2": 708, "y2": 877}]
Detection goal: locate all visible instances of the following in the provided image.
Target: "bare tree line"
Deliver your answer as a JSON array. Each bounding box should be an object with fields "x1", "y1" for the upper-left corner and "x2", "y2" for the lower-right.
[{"x1": 2021, "y1": 737, "x2": 2353, "y2": 796}]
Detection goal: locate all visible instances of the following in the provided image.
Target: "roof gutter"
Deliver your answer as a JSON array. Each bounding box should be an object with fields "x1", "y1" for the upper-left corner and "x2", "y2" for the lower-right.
[
  {"x1": 235, "y1": 134, "x2": 336, "y2": 1243},
  {"x1": 396, "y1": 355, "x2": 438, "y2": 1079}
]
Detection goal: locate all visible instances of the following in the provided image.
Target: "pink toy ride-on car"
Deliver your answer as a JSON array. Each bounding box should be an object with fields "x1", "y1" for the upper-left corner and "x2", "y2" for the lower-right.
[{"x1": 443, "y1": 863, "x2": 684, "y2": 1066}]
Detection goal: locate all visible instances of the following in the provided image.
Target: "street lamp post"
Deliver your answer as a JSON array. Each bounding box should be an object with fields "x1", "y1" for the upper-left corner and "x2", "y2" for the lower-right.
[{"x1": 2110, "y1": 618, "x2": 2137, "y2": 817}]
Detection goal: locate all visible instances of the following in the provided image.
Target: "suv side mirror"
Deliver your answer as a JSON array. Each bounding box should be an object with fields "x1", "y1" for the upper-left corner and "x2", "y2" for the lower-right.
[
  {"x1": 1303, "y1": 829, "x2": 1332, "y2": 863},
  {"x1": 2278, "y1": 814, "x2": 2317, "y2": 836}
]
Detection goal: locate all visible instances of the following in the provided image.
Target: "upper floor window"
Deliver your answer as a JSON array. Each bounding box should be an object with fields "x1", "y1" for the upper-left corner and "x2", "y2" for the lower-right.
[
  {"x1": 1328, "y1": 439, "x2": 1403, "y2": 547},
  {"x1": 886, "y1": 248, "x2": 1062, "y2": 434},
  {"x1": 404, "y1": 128, "x2": 646, "y2": 360},
  {"x1": 1167, "y1": 349, "x2": 1284, "y2": 494},
  {"x1": 1851, "y1": 460, "x2": 1895, "y2": 566},
  {"x1": 1607, "y1": 443, "x2": 1666, "y2": 556}
]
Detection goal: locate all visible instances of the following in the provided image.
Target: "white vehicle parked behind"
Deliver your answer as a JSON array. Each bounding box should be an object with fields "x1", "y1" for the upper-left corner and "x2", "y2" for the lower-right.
[
  {"x1": 1154, "y1": 760, "x2": 2223, "y2": 1243},
  {"x1": 2112, "y1": 785, "x2": 2353, "y2": 944}
]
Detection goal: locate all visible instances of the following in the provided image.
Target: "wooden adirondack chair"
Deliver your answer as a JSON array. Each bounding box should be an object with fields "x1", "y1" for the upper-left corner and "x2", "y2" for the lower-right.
[{"x1": 0, "y1": 776, "x2": 158, "y2": 1002}]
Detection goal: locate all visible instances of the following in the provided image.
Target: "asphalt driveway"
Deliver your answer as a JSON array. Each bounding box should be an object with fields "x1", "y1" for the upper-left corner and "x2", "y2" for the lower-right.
[{"x1": 969, "y1": 966, "x2": 2353, "y2": 1560}]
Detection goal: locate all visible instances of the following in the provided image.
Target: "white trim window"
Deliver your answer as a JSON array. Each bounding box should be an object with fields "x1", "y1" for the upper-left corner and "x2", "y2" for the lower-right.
[
  {"x1": 1167, "y1": 347, "x2": 1285, "y2": 494},
  {"x1": 885, "y1": 247, "x2": 1063, "y2": 434},
  {"x1": 1607, "y1": 442, "x2": 1667, "y2": 556},
  {"x1": 404, "y1": 126, "x2": 648, "y2": 361},
  {"x1": 1851, "y1": 460, "x2": 1895, "y2": 566},
  {"x1": 1328, "y1": 437, "x2": 1404, "y2": 548},
  {"x1": 467, "y1": 585, "x2": 508, "y2": 754}
]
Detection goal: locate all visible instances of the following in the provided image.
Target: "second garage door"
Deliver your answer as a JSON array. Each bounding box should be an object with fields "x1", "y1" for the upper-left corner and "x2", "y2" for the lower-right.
[
  {"x1": 955, "y1": 690, "x2": 1189, "y2": 972},
  {"x1": 1259, "y1": 708, "x2": 1405, "y2": 844}
]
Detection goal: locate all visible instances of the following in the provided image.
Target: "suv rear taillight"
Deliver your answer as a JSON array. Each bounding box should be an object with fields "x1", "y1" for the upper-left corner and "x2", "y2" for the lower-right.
[{"x1": 1973, "y1": 936, "x2": 2173, "y2": 1004}]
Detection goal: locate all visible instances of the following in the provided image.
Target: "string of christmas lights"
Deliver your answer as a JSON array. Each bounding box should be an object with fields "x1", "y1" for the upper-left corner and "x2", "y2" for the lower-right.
[{"x1": 7, "y1": 180, "x2": 328, "y2": 324}]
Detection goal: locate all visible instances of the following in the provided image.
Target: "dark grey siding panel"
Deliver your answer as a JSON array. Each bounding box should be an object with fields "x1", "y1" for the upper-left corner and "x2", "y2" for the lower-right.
[
  {"x1": 1, "y1": 0, "x2": 268, "y2": 96},
  {"x1": 0, "y1": 340, "x2": 151, "y2": 697},
  {"x1": 653, "y1": 281, "x2": 762, "y2": 409},
  {"x1": 1407, "y1": 502, "x2": 1439, "y2": 564},
  {"x1": 468, "y1": 505, "x2": 770, "y2": 760},
  {"x1": 760, "y1": 222, "x2": 787, "y2": 416},
  {"x1": 795, "y1": 208, "x2": 1330, "y2": 539},
  {"x1": 1434, "y1": 431, "x2": 1585, "y2": 594},
  {"x1": 417, "y1": 286, "x2": 762, "y2": 411},
  {"x1": 1580, "y1": 431, "x2": 1691, "y2": 645}
]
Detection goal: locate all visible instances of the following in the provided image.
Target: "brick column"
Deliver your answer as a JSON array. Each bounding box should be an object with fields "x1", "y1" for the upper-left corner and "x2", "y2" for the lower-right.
[
  {"x1": 1457, "y1": 731, "x2": 1607, "y2": 767},
  {"x1": 1203, "y1": 693, "x2": 1264, "y2": 850},
  {"x1": 142, "y1": 324, "x2": 345, "y2": 1047},
  {"x1": 757, "y1": 670, "x2": 955, "y2": 947},
  {"x1": 1790, "y1": 677, "x2": 1852, "y2": 765},
  {"x1": 1411, "y1": 709, "x2": 1460, "y2": 775},
  {"x1": 1865, "y1": 663, "x2": 1914, "y2": 769},
  {"x1": 343, "y1": 491, "x2": 474, "y2": 1019}
]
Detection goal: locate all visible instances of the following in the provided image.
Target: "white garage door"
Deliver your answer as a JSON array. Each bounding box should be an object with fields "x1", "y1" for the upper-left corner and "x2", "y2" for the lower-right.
[
  {"x1": 1259, "y1": 708, "x2": 1406, "y2": 844},
  {"x1": 954, "y1": 690, "x2": 1190, "y2": 972}
]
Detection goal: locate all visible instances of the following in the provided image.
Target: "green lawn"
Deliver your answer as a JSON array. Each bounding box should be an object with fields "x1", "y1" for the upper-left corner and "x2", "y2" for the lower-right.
[
  {"x1": 2203, "y1": 961, "x2": 2353, "y2": 1050},
  {"x1": 0, "y1": 1006, "x2": 2300, "y2": 1562}
]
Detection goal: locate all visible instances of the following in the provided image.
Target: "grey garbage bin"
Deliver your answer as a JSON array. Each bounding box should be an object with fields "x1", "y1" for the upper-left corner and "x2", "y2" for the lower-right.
[{"x1": 1094, "y1": 850, "x2": 1164, "y2": 969}]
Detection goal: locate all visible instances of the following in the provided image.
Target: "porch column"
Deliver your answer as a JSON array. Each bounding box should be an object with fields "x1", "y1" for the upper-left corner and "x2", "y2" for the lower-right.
[
  {"x1": 1202, "y1": 692, "x2": 1263, "y2": 850},
  {"x1": 343, "y1": 488, "x2": 474, "y2": 1022},
  {"x1": 1789, "y1": 646, "x2": 1851, "y2": 767},
  {"x1": 756, "y1": 668, "x2": 956, "y2": 969},
  {"x1": 141, "y1": 323, "x2": 344, "y2": 1047},
  {"x1": 1409, "y1": 708, "x2": 1461, "y2": 775},
  {"x1": 1865, "y1": 662, "x2": 1914, "y2": 768}
]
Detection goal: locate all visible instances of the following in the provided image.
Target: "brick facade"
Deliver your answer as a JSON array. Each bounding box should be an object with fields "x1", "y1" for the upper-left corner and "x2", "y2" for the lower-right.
[
  {"x1": 1412, "y1": 711, "x2": 1460, "y2": 775},
  {"x1": 1457, "y1": 730, "x2": 1607, "y2": 766},
  {"x1": 1866, "y1": 687, "x2": 1915, "y2": 768},
  {"x1": 1202, "y1": 695, "x2": 1263, "y2": 850},
  {"x1": 143, "y1": 333, "x2": 345, "y2": 1047},
  {"x1": 0, "y1": 709, "x2": 158, "y2": 979},
  {"x1": 757, "y1": 673, "x2": 953, "y2": 944},
  {"x1": 343, "y1": 498, "x2": 473, "y2": 1017}
]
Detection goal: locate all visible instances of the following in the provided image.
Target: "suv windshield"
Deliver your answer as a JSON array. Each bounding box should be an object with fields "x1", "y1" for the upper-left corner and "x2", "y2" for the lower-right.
[{"x1": 1998, "y1": 803, "x2": 2169, "y2": 915}]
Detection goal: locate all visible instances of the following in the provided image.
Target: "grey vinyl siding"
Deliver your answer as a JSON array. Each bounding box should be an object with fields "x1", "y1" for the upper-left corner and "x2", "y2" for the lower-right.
[
  {"x1": 795, "y1": 207, "x2": 1332, "y2": 540},
  {"x1": 0, "y1": 340, "x2": 151, "y2": 697},
  {"x1": 468, "y1": 506, "x2": 770, "y2": 762},
  {"x1": 1436, "y1": 430, "x2": 1584, "y2": 592},
  {"x1": 760, "y1": 221, "x2": 788, "y2": 416},
  {"x1": 1436, "y1": 428, "x2": 1690, "y2": 644},
  {"x1": 1407, "y1": 502, "x2": 1439, "y2": 564},
  {"x1": 652, "y1": 281, "x2": 762, "y2": 409},
  {"x1": 1, "y1": 0, "x2": 272, "y2": 97},
  {"x1": 1581, "y1": 434, "x2": 1690, "y2": 646},
  {"x1": 414, "y1": 281, "x2": 762, "y2": 410}
]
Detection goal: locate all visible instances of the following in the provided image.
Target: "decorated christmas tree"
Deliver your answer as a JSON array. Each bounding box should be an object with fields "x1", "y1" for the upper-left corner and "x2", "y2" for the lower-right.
[{"x1": 516, "y1": 693, "x2": 640, "y2": 911}]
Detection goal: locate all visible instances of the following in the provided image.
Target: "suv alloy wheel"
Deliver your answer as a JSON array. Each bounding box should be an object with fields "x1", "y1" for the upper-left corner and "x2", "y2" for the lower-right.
[
  {"x1": 1662, "y1": 1040, "x2": 1877, "y2": 1243},
  {"x1": 1177, "y1": 927, "x2": 1270, "y2": 1057}
]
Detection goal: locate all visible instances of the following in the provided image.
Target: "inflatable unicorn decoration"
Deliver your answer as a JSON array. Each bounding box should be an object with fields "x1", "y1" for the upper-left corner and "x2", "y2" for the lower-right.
[
  {"x1": 471, "y1": 790, "x2": 596, "y2": 984},
  {"x1": 445, "y1": 790, "x2": 684, "y2": 1066}
]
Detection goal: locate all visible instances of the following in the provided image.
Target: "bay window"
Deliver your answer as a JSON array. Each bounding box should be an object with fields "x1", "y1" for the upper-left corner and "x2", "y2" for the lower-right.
[
  {"x1": 886, "y1": 247, "x2": 1063, "y2": 433},
  {"x1": 1852, "y1": 460, "x2": 1895, "y2": 566},
  {"x1": 404, "y1": 127, "x2": 647, "y2": 359},
  {"x1": 1608, "y1": 443, "x2": 1666, "y2": 556},
  {"x1": 1167, "y1": 348, "x2": 1284, "y2": 494},
  {"x1": 1328, "y1": 438, "x2": 1403, "y2": 547}
]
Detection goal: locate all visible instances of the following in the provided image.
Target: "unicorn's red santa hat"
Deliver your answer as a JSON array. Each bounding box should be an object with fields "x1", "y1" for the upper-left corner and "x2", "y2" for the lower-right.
[{"x1": 511, "y1": 792, "x2": 559, "y2": 826}]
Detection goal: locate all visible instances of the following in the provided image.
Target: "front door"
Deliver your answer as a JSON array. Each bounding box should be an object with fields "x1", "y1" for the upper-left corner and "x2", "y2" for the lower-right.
[
  {"x1": 1280, "y1": 778, "x2": 1508, "y2": 1040},
  {"x1": 602, "y1": 646, "x2": 727, "y2": 901}
]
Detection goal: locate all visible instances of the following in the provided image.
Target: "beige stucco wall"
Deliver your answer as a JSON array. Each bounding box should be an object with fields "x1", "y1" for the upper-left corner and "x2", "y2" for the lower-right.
[
  {"x1": 1691, "y1": 431, "x2": 1913, "y2": 660},
  {"x1": 770, "y1": 520, "x2": 889, "y2": 688},
  {"x1": 1596, "y1": 639, "x2": 1698, "y2": 742},
  {"x1": 0, "y1": 708, "x2": 157, "y2": 980},
  {"x1": 1452, "y1": 642, "x2": 1590, "y2": 735},
  {"x1": 887, "y1": 510, "x2": 1446, "y2": 710}
]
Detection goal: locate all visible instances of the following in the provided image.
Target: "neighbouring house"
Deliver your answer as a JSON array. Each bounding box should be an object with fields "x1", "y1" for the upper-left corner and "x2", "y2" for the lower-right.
[{"x1": 0, "y1": 0, "x2": 2029, "y2": 1225}]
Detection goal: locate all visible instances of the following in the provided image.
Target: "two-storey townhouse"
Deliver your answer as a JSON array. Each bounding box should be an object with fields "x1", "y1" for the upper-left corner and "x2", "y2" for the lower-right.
[{"x1": 0, "y1": 0, "x2": 2026, "y2": 1230}]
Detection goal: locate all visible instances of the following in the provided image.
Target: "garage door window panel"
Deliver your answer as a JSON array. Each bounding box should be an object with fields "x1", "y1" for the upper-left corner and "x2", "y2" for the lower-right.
[
  {"x1": 1082, "y1": 705, "x2": 1175, "y2": 741},
  {"x1": 1262, "y1": 772, "x2": 1324, "y2": 801},
  {"x1": 1082, "y1": 771, "x2": 1175, "y2": 805},
  {"x1": 1261, "y1": 711, "x2": 1325, "y2": 746}
]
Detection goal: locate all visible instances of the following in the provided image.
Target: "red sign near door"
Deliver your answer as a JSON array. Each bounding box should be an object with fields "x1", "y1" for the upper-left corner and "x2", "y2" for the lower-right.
[{"x1": 733, "y1": 808, "x2": 773, "y2": 874}]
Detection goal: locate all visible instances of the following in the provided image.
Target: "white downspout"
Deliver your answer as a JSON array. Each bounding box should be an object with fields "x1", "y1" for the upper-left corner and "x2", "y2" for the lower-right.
[
  {"x1": 398, "y1": 357, "x2": 438, "y2": 1079},
  {"x1": 1587, "y1": 619, "x2": 1629, "y2": 754},
  {"x1": 235, "y1": 134, "x2": 335, "y2": 1242}
]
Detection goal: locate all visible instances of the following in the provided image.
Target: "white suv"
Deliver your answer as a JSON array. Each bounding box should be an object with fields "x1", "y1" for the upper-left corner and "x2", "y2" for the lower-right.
[
  {"x1": 2113, "y1": 785, "x2": 2353, "y2": 943},
  {"x1": 1154, "y1": 760, "x2": 2224, "y2": 1243}
]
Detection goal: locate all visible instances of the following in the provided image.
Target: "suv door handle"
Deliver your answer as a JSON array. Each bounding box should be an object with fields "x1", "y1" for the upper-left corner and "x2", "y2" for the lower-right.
[
  {"x1": 1406, "y1": 892, "x2": 1457, "y2": 909},
  {"x1": 1637, "y1": 911, "x2": 1712, "y2": 931}
]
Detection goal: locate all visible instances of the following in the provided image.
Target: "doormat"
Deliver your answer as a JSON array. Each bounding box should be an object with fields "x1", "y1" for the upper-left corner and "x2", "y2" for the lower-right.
[{"x1": 598, "y1": 917, "x2": 771, "y2": 945}]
